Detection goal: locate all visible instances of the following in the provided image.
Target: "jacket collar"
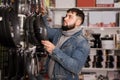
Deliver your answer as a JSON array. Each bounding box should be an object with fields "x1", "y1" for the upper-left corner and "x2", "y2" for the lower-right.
[{"x1": 62, "y1": 26, "x2": 83, "y2": 37}]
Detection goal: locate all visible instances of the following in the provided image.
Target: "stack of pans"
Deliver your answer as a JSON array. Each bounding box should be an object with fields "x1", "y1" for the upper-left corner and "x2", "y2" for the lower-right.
[
  {"x1": 23, "y1": 13, "x2": 48, "y2": 47},
  {"x1": 0, "y1": 7, "x2": 21, "y2": 48},
  {"x1": 0, "y1": 7, "x2": 48, "y2": 48},
  {"x1": 23, "y1": 13, "x2": 48, "y2": 77}
]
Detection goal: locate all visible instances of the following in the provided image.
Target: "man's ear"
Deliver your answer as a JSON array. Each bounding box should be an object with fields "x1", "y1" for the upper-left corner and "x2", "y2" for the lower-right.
[{"x1": 76, "y1": 19, "x2": 82, "y2": 26}]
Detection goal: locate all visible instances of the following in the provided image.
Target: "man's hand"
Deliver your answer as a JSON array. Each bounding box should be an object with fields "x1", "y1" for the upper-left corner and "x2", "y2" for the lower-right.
[
  {"x1": 41, "y1": 40, "x2": 55, "y2": 54},
  {"x1": 40, "y1": 5, "x2": 47, "y2": 16}
]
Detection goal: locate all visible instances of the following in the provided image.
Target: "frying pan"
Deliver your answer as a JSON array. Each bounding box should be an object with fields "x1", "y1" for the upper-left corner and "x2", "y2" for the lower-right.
[
  {"x1": 5, "y1": 7, "x2": 21, "y2": 48},
  {"x1": 0, "y1": 7, "x2": 6, "y2": 46},
  {"x1": 0, "y1": 7, "x2": 21, "y2": 48},
  {"x1": 23, "y1": 15, "x2": 31, "y2": 48},
  {"x1": 34, "y1": 0, "x2": 48, "y2": 42},
  {"x1": 24, "y1": 51, "x2": 40, "y2": 78},
  {"x1": 28, "y1": 14, "x2": 39, "y2": 45},
  {"x1": 4, "y1": 7, "x2": 16, "y2": 47},
  {"x1": 23, "y1": 14, "x2": 39, "y2": 47},
  {"x1": 23, "y1": 0, "x2": 48, "y2": 47},
  {"x1": 0, "y1": 7, "x2": 13, "y2": 47},
  {"x1": 34, "y1": 14, "x2": 48, "y2": 41}
]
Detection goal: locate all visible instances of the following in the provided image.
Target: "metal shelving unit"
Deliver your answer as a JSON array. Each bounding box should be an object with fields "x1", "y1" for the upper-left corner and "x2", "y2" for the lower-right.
[{"x1": 50, "y1": 7, "x2": 120, "y2": 11}]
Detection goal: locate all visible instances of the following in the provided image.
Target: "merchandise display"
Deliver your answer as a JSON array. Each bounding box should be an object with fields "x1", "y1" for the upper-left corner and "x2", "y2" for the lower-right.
[{"x1": 0, "y1": 0, "x2": 120, "y2": 80}]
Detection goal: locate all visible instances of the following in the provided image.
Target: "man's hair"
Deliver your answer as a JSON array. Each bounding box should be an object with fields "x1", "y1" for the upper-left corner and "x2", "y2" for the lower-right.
[{"x1": 67, "y1": 8, "x2": 85, "y2": 24}]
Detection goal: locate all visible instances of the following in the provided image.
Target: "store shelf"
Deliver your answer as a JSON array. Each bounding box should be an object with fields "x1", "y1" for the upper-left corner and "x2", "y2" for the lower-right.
[
  {"x1": 90, "y1": 48, "x2": 120, "y2": 50},
  {"x1": 50, "y1": 7, "x2": 120, "y2": 12},
  {"x1": 83, "y1": 26, "x2": 120, "y2": 29},
  {"x1": 82, "y1": 68, "x2": 120, "y2": 71}
]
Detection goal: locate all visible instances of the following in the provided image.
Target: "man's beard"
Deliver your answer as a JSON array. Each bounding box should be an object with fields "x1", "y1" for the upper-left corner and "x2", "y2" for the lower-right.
[{"x1": 62, "y1": 23, "x2": 75, "y2": 31}]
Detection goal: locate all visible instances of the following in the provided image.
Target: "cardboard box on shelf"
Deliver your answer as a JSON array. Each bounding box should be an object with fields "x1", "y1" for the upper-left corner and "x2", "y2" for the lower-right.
[
  {"x1": 76, "y1": 0, "x2": 96, "y2": 7},
  {"x1": 82, "y1": 72, "x2": 96, "y2": 80},
  {"x1": 55, "y1": 0, "x2": 75, "y2": 8},
  {"x1": 114, "y1": 0, "x2": 120, "y2": 7},
  {"x1": 107, "y1": 71, "x2": 120, "y2": 80},
  {"x1": 89, "y1": 11, "x2": 118, "y2": 27},
  {"x1": 96, "y1": 0, "x2": 114, "y2": 7}
]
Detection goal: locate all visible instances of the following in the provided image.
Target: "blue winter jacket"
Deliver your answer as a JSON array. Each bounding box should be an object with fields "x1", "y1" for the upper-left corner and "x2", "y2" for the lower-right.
[{"x1": 42, "y1": 15, "x2": 90, "y2": 80}]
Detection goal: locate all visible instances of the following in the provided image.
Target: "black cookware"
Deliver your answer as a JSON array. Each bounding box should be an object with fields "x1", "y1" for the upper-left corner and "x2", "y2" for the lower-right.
[{"x1": 0, "y1": 7, "x2": 21, "y2": 48}]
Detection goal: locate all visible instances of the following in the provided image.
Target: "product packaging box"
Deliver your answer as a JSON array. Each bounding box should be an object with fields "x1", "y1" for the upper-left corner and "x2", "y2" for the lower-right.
[
  {"x1": 96, "y1": 0, "x2": 114, "y2": 7},
  {"x1": 76, "y1": 0, "x2": 96, "y2": 7},
  {"x1": 89, "y1": 11, "x2": 118, "y2": 27},
  {"x1": 107, "y1": 71, "x2": 120, "y2": 80}
]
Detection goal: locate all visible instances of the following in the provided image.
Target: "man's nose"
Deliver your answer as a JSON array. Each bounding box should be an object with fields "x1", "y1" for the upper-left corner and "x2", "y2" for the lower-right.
[{"x1": 64, "y1": 17, "x2": 68, "y2": 21}]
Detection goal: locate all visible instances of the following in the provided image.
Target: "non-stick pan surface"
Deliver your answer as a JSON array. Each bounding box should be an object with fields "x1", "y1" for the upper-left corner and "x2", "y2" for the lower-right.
[{"x1": 0, "y1": 7, "x2": 21, "y2": 48}]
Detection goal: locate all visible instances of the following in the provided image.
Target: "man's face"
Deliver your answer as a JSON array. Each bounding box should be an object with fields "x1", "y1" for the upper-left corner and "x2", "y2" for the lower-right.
[{"x1": 62, "y1": 12, "x2": 78, "y2": 31}]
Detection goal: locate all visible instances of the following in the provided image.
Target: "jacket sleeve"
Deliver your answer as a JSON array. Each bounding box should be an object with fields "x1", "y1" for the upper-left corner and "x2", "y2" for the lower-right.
[
  {"x1": 50, "y1": 36, "x2": 90, "y2": 74},
  {"x1": 42, "y1": 15, "x2": 59, "y2": 40}
]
